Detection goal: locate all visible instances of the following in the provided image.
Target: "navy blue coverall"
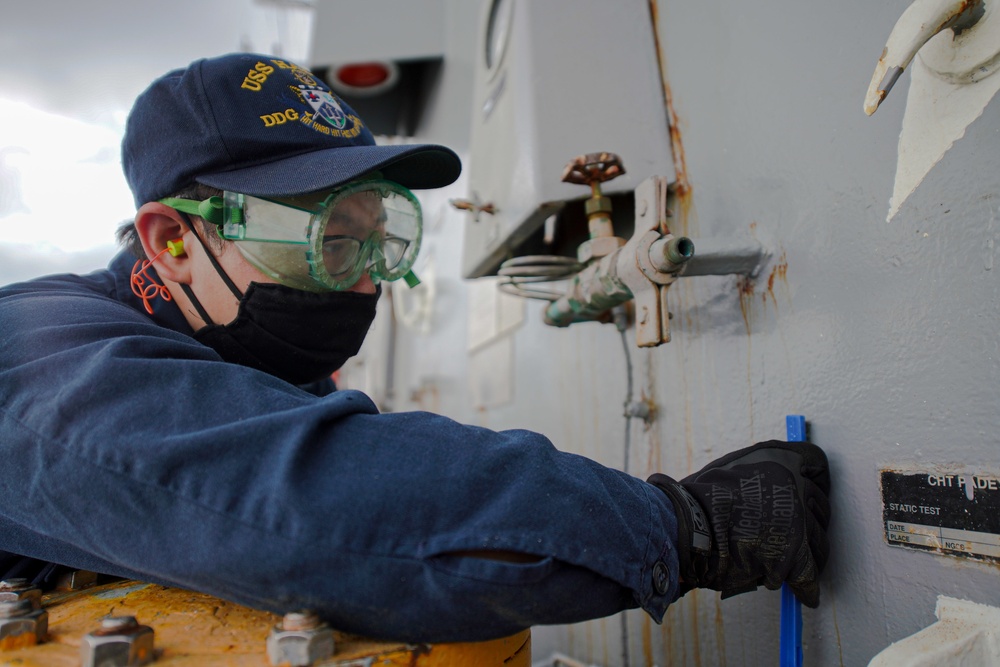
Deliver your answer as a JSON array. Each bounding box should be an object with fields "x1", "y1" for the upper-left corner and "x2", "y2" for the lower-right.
[{"x1": 0, "y1": 251, "x2": 680, "y2": 642}]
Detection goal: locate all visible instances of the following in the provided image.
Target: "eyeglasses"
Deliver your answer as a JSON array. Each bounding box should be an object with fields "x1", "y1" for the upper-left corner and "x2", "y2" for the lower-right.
[
  {"x1": 161, "y1": 179, "x2": 422, "y2": 291},
  {"x1": 323, "y1": 232, "x2": 410, "y2": 277}
]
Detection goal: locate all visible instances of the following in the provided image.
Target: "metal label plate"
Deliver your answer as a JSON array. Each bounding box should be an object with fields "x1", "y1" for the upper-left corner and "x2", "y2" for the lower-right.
[{"x1": 881, "y1": 469, "x2": 1000, "y2": 564}]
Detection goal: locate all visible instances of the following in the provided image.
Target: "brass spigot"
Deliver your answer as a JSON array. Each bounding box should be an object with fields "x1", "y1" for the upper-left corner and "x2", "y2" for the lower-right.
[{"x1": 561, "y1": 152, "x2": 627, "y2": 262}]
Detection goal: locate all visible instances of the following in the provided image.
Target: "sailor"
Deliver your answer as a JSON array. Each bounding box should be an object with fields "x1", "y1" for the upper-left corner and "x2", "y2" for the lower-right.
[{"x1": 0, "y1": 53, "x2": 831, "y2": 642}]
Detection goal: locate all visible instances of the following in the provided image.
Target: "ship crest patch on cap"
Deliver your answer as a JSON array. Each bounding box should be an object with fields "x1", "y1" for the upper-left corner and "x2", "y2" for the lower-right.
[
  {"x1": 299, "y1": 85, "x2": 348, "y2": 129},
  {"x1": 290, "y1": 84, "x2": 365, "y2": 139}
]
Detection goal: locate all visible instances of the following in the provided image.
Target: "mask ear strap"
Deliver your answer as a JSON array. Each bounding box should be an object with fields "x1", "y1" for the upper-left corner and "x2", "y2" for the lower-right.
[
  {"x1": 179, "y1": 282, "x2": 215, "y2": 328},
  {"x1": 176, "y1": 212, "x2": 245, "y2": 327},
  {"x1": 178, "y1": 212, "x2": 243, "y2": 299}
]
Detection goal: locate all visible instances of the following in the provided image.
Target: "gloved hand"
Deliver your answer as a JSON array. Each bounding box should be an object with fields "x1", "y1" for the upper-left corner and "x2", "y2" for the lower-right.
[{"x1": 648, "y1": 440, "x2": 831, "y2": 607}]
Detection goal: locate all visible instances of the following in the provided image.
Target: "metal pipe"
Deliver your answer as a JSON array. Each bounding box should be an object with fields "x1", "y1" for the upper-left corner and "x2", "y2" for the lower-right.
[
  {"x1": 544, "y1": 235, "x2": 769, "y2": 326},
  {"x1": 543, "y1": 249, "x2": 631, "y2": 327},
  {"x1": 678, "y1": 235, "x2": 769, "y2": 277}
]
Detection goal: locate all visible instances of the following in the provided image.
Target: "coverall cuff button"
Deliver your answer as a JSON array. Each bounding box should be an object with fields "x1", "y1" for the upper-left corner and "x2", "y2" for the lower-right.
[{"x1": 652, "y1": 560, "x2": 670, "y2": 596}]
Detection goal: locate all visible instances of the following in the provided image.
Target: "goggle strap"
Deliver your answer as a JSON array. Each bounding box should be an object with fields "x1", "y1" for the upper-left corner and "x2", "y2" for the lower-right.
[
  {"x1": 403, "y1": 270, "x2": 421, "y2": 288},
  {"x1": 161, "y1": 196, "x2": 225, "y2": 226}
]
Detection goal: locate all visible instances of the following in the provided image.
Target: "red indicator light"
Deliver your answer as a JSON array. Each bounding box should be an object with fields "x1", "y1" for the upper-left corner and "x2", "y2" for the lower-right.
[{"x1": 336, "y1": 63, "x2": 391, "y2": 88}]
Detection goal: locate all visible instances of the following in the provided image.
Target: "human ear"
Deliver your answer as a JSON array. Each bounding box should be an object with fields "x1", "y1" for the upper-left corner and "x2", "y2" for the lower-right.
[{"x1": 134, "y1": 203, "x2": 194, "y2": 285}]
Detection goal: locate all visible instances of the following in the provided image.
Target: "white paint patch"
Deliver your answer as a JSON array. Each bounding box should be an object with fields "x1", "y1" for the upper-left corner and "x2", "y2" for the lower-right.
[
  {"x1": 888, "y1": 61, "x2": 1000, "y2": 222},
  {"x1": 869, "y1": 596, "x2": 1000, "y2": 666}
]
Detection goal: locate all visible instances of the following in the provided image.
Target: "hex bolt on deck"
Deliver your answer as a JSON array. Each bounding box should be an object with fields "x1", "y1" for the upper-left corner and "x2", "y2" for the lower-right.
[
  {"x1": 0, "y1": 598, "x2": 48, "y2": 651},
  {"x1": 266, "y1": 610, "x2": 335, "y2": 666},
  {"x1": 80, "y1": 615, "x2": 155, "y2": 667},
  {"x1": 0, "y1": 578, "x2": 42, "y2": 610}
]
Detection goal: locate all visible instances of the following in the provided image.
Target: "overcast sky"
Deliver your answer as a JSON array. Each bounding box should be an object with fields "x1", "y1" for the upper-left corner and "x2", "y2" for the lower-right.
[{"x1": 0, "y1": 0, "x2": 313, "y2": 285}]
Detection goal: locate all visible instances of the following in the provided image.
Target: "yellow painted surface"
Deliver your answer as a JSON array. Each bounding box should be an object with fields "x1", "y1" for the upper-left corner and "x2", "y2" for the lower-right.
[
  {"x1": 0, "y1": 630, "x2": 39, "y2": 652},
  {"x1": 0, "y1": 580, "x2": 530, "y2": 666},
  {"x1": 416, "y1": 631, "x2": 530, "y2": 667}
]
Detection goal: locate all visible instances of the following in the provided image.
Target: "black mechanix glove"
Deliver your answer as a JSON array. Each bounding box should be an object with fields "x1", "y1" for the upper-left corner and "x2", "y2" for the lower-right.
[{"x1": 648, "y1": 440, "x2": 831, "y2": 608}]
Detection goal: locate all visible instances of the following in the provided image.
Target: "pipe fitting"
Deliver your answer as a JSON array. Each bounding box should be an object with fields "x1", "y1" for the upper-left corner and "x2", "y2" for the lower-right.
[
  {"x1": 649, "y1": 236, "x2": 695, "y2": 273},
  {"x1": 577, "y1": 235, "x2": 626, "y2": 263}
]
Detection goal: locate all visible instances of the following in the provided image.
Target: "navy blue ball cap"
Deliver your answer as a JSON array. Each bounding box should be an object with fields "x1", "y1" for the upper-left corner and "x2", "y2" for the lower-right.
[{"x1": 122, "y1": 53, "x2": 461, "y2": 208}]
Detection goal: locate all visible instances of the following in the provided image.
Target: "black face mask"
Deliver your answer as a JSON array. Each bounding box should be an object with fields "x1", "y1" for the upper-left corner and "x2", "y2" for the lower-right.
[
  {"x1": 190, "y1": 282, "x2": 379, "y2": 386},
  {"x1": 173, "y1": 214, "x2": 379, "y2": 386}
]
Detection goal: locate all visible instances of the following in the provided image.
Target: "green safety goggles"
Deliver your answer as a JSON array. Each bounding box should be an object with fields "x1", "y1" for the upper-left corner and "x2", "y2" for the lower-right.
[{"x1": 161, "y1": 179, "x2": 422, "y2": 292}]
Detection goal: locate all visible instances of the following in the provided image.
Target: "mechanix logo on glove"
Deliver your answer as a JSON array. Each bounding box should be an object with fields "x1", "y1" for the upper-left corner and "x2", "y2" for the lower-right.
[{"x1": 649, "y1": 440, "x2": 831, "y2": 608}]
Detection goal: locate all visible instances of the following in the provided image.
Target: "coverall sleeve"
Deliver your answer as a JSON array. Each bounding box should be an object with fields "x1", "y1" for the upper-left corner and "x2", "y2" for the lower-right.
[{"x1": 0, "y1": 276, "x2": 680, "y2": 642}]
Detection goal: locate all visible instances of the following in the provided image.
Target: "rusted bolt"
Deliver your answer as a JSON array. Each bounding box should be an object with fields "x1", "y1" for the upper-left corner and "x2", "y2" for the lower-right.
[
  {"x1": 80, "y1": 615, "x2": 155, "y2": 667},
  {"x1": 0, "y1": 598, "x2": 48, "y2": 651},
  {"x1": 266, "y1": 610, "x2": 335, "y2": 666},
  {"x1": 0, "y1": 579, "x2": 41, "y2": 610}
]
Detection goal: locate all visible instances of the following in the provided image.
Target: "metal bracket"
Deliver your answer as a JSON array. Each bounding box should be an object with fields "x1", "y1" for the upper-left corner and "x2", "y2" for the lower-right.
[{"x1": 617, "y1": 177, "x2": 681, "y2": 346}]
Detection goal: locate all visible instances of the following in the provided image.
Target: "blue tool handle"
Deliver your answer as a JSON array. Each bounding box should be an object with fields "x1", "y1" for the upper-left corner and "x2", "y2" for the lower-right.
[{"x1": 780, "y1": 415, "x2": 806, "y2": 667}]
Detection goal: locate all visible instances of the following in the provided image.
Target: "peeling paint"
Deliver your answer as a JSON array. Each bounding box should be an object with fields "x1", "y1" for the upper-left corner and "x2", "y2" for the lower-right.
[{"x1": 90, "y1": 582, "x2": 150, "y2": 600}]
